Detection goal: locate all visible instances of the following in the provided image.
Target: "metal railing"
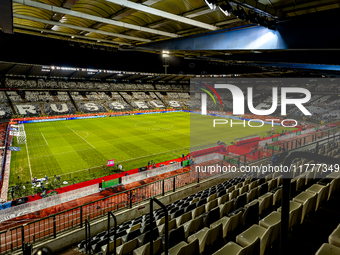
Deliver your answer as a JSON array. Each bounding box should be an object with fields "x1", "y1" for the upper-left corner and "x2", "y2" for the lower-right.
[
  {"x1": 0, "y1": 161, "x2": 224, "y2": 254},
  {"x1": 225, "y1": 126, "x2": 340, "y2": 167}
]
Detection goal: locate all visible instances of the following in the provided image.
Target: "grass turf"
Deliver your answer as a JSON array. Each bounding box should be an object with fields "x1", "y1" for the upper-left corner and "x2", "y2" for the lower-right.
[{"x1": 9, "y1": 112, "x2": 296, "y2": 190}]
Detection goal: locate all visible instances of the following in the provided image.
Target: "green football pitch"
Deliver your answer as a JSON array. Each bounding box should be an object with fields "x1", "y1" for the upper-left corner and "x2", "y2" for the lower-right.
[{"x1": 9, "y1": 112, "x2": 296, "y2": 186}]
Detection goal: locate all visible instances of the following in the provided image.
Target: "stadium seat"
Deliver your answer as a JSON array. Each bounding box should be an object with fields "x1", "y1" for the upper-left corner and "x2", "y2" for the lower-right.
[
  {"x1": 182, "y1": 215, "x2": 204, "y2": 238},
  {"x1": 192, "y1": 205, "x2": 205, "y2": 219},
  {"x1": 293, "y1": 192, "x2": 317, "y2": 223},
  {"x1": 203, "y1": 207, "x2": 220, "y2": 227},
  {"x1": 210, "y1": 211, "x2": 242, "y2": 238},
  {"x1": 176, "y1": 211, "x2": 192, "y2": 227},
  {"x1": 161, "y1": 239, "x2": 199, "y2": 255},
  {"x1": 137, "y1": 228, "x2": 159, "y2": 246},
  {"x1": 205, "y1": 199, "x2": 218, "y2": 212},
  {"x1": 101, "y1": 237, "x2": 122, "y2": 255},
  {"x1": 187, "y1": 223, "x2": 223, "y2": 254},
  {"x1": 122, "y1": 228, "x2": 141, "y2": 242},
  {"x1": 328, "y1": 224, "x2": 340, "y2": 248},
  {"x1": 165, "y1": 225, "x2": 185, "y2": 249},
  {"x1": 315, "y1": 243, "x2": 340, "y2": 255},
  {"x1": 273, "y1": 189, "x2": 282, "y2": 207},
  {"x1": 116, "y1": 238, "x2": 138, "y2": 255},
  {"x1": 236, "y1": 221, "x2": 281, "y2": 255},
  {"x1": 234, "y1": 193, "x2": 247, "y2": 210},
  {"x1": 306, "y1": 184, "x2": 330, "y2": 209},
  {"x1": 158, "y1": 219, "x2": 177, "y2": 236},
  {"x1": 241, "y1": 201, "x2": 259, "y2": 227},
  {"x1": 259, "y1": 211, "x2": 281, "y2": 229},
  {"x1": 277, "y1": 201, "x2": 302, "y2": 231},
  {"x1": 258, "y1": 183, "x2": 269, "y2": 196},
  {"x1": 212, "y1": 237, "x2": 260, "y2": 255},
  {"x1": 247, "y1": 188, "x2": 259, "y2": 203},
  {"x1": 219, "y1": 200, "x2": 234, "y2": 218},
  {"x1": 133, "y1": 237, "x2": 163, "y2": 255},
  {"x1": 229, "y1": 189, "x2": 239, "y2": 200},
  {"x1": 185, "y1": 203, "x2": 197, "y2": 213},
  {"x1": 207, "y1": 194, "x2": 217, "y2": 202}
]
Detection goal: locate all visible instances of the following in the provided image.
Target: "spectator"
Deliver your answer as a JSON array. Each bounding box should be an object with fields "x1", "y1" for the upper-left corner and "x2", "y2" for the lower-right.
[{"x1": 45, "y1": 175, "x2": 48, "y2": 181}]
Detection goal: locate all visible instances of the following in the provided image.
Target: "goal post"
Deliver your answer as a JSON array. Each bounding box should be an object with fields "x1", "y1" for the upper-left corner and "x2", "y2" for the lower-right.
[{"x1": 17, "y1": 124, "x2": 26, "y2": 144}]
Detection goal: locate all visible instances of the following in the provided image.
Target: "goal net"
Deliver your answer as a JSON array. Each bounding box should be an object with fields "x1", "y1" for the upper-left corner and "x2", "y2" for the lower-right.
[{"x1": 17, "y1": 124, "x2": 26, "y2": 144}]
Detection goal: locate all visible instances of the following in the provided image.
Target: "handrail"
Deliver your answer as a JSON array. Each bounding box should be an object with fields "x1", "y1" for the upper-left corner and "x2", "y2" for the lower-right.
[
  {"x1": 150, "y1": 198, "x2": 168, "y2": 255},
  {"x1": 280, "y1": 151, "x2": 340, "y2": 255},
  {"x1": 107, "y1": 211, "x2": 117, "y2": 255},
  {"x1": 85, "y1": 219, "x2": 91, "y2": 255}
]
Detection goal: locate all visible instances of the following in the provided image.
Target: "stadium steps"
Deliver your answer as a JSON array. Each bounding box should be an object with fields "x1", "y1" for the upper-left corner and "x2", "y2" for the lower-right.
[
  {"x1": 101, "y1": 101, "x2": 109, "y2": 111},
  {"x1": 68, "y1": 91, "x2": 79, "y2": 111},
  {"x1": 5, "y1": 92, "x2": 16, "y2": 115},
  {"x1": 52, "y1": 95, "x2": 59, "y2": 102},
  {"x1": 39, "y1": 103, "x2": 45, "y2": 115}
]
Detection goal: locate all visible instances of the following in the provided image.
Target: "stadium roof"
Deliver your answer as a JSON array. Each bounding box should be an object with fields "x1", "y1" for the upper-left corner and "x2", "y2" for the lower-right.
[
  {"x1": 1, "y1": 0, "x2": 340, "y2": 49},
  {"x1": 1, "y1": 61, "x2": 339, "y2": 82}
]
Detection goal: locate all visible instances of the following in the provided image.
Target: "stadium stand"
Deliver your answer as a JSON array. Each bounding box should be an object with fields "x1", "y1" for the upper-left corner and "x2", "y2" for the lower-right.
[{"x1": 0, "y1": 105, "x2": 12, "y2": 119}]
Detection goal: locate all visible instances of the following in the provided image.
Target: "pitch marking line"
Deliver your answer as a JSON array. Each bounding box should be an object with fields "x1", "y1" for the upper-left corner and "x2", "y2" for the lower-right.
[
  {"x1": 24, "y1": 126, "x2": 33, "y2": 178},
  {"x1": 66, "y1": 125, "x2": 95, "y2": 149},
  {"x1": 41, "y1": 133, "x2": 48, "y2": 145}
]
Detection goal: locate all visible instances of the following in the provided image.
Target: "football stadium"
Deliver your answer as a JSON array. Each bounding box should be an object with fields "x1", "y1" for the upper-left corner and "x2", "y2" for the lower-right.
[{"x1": 0, "y1": 1, "x2": 340, "y2": 255}]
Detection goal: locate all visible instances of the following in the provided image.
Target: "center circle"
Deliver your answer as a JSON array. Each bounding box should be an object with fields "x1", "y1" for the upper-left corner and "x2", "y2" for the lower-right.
[{"x1": 135, "y1": 121, "x2": 173, "y2": 130}]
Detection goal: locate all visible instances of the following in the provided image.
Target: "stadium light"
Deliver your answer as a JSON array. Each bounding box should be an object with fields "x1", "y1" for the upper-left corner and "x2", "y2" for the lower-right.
[
  {"x1": 219, "y1": 1, "x2": 234, "y2": 17},
  {"x1": 205, "y1": 0, "x2": 218, "y2": 10}
]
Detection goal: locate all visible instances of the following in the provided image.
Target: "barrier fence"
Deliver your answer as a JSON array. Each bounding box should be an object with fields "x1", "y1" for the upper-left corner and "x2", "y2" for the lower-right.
[
  {"x1": 0, "y1": 160, "x2": 224, "y2": 254},
  {"x1": 225, "y1": 126, "x2": 340, "y2": 167}
]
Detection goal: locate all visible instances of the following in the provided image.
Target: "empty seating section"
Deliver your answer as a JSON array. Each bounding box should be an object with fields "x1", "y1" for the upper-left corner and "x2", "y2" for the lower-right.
[{"x1": 74, "y1": 139, "x2": 340, "y2": 255}]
